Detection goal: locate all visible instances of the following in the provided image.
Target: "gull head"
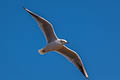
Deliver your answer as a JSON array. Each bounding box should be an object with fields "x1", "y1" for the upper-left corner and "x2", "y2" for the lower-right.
[{"x1": 59, "y1": 39, "x2": 69, "y2": 45}]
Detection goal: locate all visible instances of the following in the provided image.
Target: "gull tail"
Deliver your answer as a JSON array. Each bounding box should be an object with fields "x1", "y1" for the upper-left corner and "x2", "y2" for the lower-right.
[{"x1": 38, "y1": 49, "x2": 46, "y2": 55}]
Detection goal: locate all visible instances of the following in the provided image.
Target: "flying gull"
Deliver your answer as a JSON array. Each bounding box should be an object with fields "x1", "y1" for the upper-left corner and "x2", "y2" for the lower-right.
[{"x1": 24, "y1": 8, "x2": 88, "y2": 79}]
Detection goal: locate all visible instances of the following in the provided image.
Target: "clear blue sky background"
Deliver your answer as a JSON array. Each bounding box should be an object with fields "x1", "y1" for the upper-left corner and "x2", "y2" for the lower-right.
[{"x1": 0, "y1": 0, "x2": 120, "y2": 80}]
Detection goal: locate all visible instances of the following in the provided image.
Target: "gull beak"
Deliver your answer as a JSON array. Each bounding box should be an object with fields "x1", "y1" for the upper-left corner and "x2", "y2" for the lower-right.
[{"x1": 66, "y1": 41, "x2": 69, "y2": 44}]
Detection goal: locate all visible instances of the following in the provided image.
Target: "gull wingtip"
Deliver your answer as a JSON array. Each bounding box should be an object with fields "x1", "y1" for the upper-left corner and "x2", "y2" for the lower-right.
[
  {"x1": 22, "y1": 7, "x2": 31, "y2": 13},
  {"x1": 86, "y1": 77, "x2": 90, "y2": 80},
  {"x1": 22, "y1": 6, "x2": 26, "y2": 10},
  {"x1": 86, "y1": 75, "x2": 89, "y2": 79},
  {"x1": 22, "y1": 6, "x2": 29, "y2": 11}
]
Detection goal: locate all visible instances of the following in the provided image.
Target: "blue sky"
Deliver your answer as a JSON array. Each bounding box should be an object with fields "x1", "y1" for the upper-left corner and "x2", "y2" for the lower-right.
[{"x1": 0, "y1": 0, "x2": 120, "y2": 80}]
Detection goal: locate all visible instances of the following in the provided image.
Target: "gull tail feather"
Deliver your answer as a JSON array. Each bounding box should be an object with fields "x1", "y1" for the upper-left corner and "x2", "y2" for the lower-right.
[{"x1": 38, "y1": 49, "x2": 46, "y2": 55}]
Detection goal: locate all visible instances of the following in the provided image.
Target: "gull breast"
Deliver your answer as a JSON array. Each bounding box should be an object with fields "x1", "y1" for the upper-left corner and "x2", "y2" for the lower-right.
[{"x1": 44, "y1": 40, "x2": 62, "y2": 52}]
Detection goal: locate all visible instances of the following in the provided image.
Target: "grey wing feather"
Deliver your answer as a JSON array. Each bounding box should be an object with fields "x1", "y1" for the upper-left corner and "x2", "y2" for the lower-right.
[
  {"x1": 56, "y1": 46, "x2": 88, "y2": 79},
  {"x1": 24, "y1": 8, "x2": 58, "y2": 43}
]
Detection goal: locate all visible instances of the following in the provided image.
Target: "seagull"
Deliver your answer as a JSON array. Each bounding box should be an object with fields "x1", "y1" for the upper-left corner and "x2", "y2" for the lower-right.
[{"x1": 24, "y1": 8, "x2": 88, "y2": 79}]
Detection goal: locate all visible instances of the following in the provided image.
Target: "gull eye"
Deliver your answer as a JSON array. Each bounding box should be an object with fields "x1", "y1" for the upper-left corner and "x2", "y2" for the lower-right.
[
  {"x1": 60, "y1": 40, "x2": 63, "y2": 43},
  {"x1": 60, "y1": 40, "x2": 65, "y2": 44}
]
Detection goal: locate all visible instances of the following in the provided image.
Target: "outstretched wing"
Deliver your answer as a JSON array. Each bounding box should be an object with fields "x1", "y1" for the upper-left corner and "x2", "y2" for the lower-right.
[
  {"x1": 56, "y1": 46, "x2": 88, "y2": 79},
  {"x1": 24, "y1": 8, "x2": 58, "y2": 43}
]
